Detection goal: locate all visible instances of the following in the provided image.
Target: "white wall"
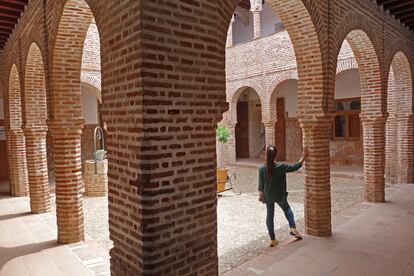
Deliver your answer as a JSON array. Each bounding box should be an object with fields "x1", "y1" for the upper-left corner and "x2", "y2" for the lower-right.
[
  {"x1": 81, "y1": 84, "x2": 99, "y2": 124},
  {"x1": 233, "y1": 10, "x2": 254, "y2": 44},
  {"x1": 0, "y1": 99, "x2": 4, "y2": 119},
  {"x1": 261, "y1": 3, "x2": 281, "y2": 37},
  {"x1": 278, "y1": 80, "x2": 298, "y2": 118},
  {"x1": 274, "y1": 71, "x2": 360, "y2": 119},
  {"x1": 335, "y1": 69, "x2": 361, "y2": 99}
]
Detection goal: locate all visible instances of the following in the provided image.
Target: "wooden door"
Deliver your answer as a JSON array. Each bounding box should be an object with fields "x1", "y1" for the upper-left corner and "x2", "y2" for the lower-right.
[
  {"x1": 236, "y1": 101, "x2": 249, "y2": 159},
  {"x1": 274, "y1": 98, "x2": 286, "y2": 161},
  {"x1": 0, "y1": 120, "x2": 9, "y2": 182}
]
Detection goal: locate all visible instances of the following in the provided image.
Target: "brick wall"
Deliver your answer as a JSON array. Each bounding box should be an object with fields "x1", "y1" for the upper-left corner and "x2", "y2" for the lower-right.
[
  {"x1": 330, "y1": 140, "x2": 364, "y2": 166},
  {"x1": 285, "y1": 118, "x2": 302, "y2": 161}
]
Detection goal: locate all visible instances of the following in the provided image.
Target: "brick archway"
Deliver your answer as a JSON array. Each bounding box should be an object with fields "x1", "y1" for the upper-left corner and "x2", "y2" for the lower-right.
[
  {"x1": 226, "y1": 0, "x2": 332, "y2": 237},
  {"x1": 268, "y1": 78, "x2": 298, "y2": 124},
  {"x1": 50, "y1": 0, "x2": 95, "y2": 244},
  {"x1": 388, "y1": 52, "x2": 414, "y2": 184},
  {"x1": 81, "y1": 75, "x2": 101, "y2": 103},
  {"x1": 339, "y1": 29, "x2": 385, "y2": 202},
  {"x1": 23, "y1": 43, "x2": 50, "y2": 214},
  {"x1": 230, "y1": 86, "x2": 264, "y2": 159},
  {"x1": 229, "y1": 85, "x2": 264, "y2": 123},
  {"x1": 6, "y1": 64, "x2": 29, "y2": 197}
]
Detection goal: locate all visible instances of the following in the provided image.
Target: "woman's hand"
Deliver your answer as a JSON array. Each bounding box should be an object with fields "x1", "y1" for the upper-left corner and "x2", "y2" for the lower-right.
[
  {"x1": 299, "y1": 147, "x2": 310, "y2": 164},
  {"x1": 258, "y1": 191, "x2": 264, "y2": 202}
]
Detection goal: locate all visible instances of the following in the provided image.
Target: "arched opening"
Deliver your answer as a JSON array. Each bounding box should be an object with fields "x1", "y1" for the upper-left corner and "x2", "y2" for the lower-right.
[
  {"x1": 338, "y1": 30, "x2": 385, "y2": 203},
  {"x1": 5, "y1": 65, "x2": 29, "y2": 197},
  {"x1": 332, "y1": 68, "x2": 363, "y2": 167},
  {"x1": 217, "y1": 0, "x2": 329, "y2": 272},
  {"x1": 50, "y1": 0, "x2": 113, "y2": 264},
  {"x1": 269, "y1": 79, "x2": 300, "y2": 162},
  {"x1": 386, "y1": 52, "x2": 414, "y2": 184},
  {"x1": 0, "y1": 90, "x2": 7, "y2": 193},
  {"x1": 51, "y1": 0, "x2": 96, "y2": 244},
  {"x1": 24, "y1": 43, "x2": 50, "y2": 214},
  {"x1": 233, "y1": 87, "x2": 264, "y2": 160}
]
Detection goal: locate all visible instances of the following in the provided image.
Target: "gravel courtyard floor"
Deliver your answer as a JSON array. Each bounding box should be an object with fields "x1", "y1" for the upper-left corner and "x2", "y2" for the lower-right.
[{"x1": 49, "y1": 165, "x2": 365, "y2": 274}]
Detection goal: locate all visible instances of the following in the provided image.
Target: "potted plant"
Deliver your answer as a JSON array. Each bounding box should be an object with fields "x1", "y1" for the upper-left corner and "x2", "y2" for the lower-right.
[{"x1": 216, "y1": 124, "x2": 231, "y2": 192}]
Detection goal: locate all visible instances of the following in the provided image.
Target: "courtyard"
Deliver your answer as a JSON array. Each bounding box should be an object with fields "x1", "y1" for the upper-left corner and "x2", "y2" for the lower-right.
[{"x1": 44, "y1": 164, "x2": 365, "y2": 274}]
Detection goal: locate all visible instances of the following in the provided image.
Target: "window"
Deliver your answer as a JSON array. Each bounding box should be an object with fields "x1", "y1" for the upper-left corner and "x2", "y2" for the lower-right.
[{"x1": 332, "y1": 98, "x2": 361, "y2": 140}]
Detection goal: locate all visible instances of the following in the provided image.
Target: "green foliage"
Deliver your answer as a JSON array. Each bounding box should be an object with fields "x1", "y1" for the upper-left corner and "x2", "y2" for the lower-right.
[{"x1": 216, "y1": 124, "x2": 231, "y2": 144}]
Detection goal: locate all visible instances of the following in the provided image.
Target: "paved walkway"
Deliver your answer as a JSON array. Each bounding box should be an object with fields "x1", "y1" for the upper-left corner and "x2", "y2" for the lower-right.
[
  {"x1": 223, "y1": 184, "x2": 414, "y2": 276},
  {"x1": 0, "y1": 195, "x2": 110, "y2": 276}
]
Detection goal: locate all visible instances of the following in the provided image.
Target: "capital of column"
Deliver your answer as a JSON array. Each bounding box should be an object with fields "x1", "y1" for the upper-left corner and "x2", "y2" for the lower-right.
[
  {"x1": 262, "y1": 120, "x2": 276, "y2": 128},
  {"x1": 360, "y1": 115, "x2": 388, "y2": 127},
  {"x1": 23, "y1": 125, "x2": 48, "y2": 137},
  {"x1": 396, "y1": 113, "x2": 414, "y2": 121},
  {"x1": 250, "y1": 0, "x2": 263, "y2": 13},
  {"x1": 299, "y1": 116, "x2": 333, "y2": 130}
]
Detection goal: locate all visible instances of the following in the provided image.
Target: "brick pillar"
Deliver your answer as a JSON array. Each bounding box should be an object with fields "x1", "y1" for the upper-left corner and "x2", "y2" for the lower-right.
[
  {"x1": 385, "y1": 114, "x2": 397, "y2": 184},
  {"x1": 226, "y1": 15, "x2": 235, "y2": 47},
  {"x1": 251, "y1": 10, "x2": 262, "y2": 39},
  {"x1": 362, "y1": 117, "x2": 386, "y2": 202},
  {"x1": 263, "y1": 121, "x2": 276, "y2": 147},
  {"x1": 6, "y1": 128, "x2": 29, "y2": 196},
  {"x1": 397, "y1": 114, "x2": 414, "y2": 183},
  {"x1": 24, "y1": 127, "x2": 50, "y2": 213},
  {"x1": 49, "y1": 119, "x2": 84, "y2": 243},
  {"x1": 300, "y1": 119, "x2": 331, "y2": 236}
]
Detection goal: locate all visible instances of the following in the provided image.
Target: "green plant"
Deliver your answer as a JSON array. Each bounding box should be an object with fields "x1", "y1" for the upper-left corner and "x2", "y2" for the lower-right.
[{"x1": 216, "y1": 124, "x2": 231, "y2": 144}]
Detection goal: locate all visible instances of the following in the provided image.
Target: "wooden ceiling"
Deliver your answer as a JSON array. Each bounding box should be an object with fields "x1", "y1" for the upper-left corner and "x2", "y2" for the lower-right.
[
  {"x1": 0, "y1": 0, "x2": 28, "y2": 49},
  {"x1": 377, "y1": 0, "x2": 414, "y2": 31}
]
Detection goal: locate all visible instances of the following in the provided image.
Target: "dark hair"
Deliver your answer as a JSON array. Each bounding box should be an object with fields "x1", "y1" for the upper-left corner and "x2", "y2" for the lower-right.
[{"x1": 266, "y1": 146, "x2": 277, "y2": 176}]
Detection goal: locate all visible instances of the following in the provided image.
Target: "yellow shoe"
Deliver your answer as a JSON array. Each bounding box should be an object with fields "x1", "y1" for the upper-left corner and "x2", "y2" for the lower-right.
[
  {"x1": 290, "y1": 227, "x2": 303, "y2": 240},
  {"x1": 270, "y1": 239, "x2": 279, "y2": 247}
]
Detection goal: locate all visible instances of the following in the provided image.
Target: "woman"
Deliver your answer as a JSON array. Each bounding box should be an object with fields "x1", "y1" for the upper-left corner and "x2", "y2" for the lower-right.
[{"x1": 258, "y1": 145, "x2": 309, "y2": 247}]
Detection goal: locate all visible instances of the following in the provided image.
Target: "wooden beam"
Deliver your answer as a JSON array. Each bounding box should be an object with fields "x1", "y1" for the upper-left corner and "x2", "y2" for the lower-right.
[
  {"x1": 0, "y1": 9, "x2": 21, "y2": 20},
  {"x1": 384, "y1": 0, "x2": 414, "y2": 10},
  {"x1": 0, "y1": 1, "x2": 26, "y2": 13}
]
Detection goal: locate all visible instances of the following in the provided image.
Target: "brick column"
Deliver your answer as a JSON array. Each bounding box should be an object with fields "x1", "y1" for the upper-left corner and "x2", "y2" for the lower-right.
[
  {"x1": 49, "y1": 119, "x2": 84, "y2": 243},
  {"x1": 226, "y1": 15, "x2": 235, "y2": 48},
  {"x1": 300, "y1": 119, "x2": 331, "y2": 236},
  {"x1": 385, "y1": 114, "x2": 397, "y2": 184},
  {"x1": 24, "y1": 126, "x2": 50, "y2": 213},
  {"x1": 397, "y1": 114, "x2": 414, "y2": 184},
  {"x1": 251, "y1": 9, "x2": 262, "y2": 39},
  {"x1": 362, "y1": 116, "x2": 386, "y2": 202},
  {"x1": 263, "y1": 120, "x2": 276, "y2": 147},
  {"x1": 6, "y1": 128, "x2": 29, "y2": 196}
]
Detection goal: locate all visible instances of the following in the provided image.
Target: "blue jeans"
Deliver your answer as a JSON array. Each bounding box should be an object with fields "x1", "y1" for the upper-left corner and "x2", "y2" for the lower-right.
[{"x1": 266, "y1": 200, "x2": 296, "y2": 240}]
